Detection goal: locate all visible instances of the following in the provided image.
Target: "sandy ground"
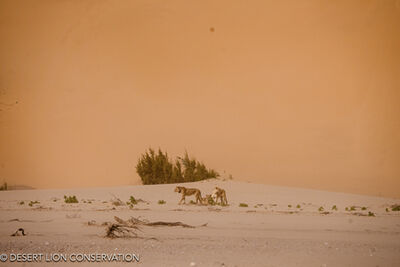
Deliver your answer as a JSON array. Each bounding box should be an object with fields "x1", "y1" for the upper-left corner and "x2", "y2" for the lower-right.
[{"x1": 0, "y1": 180, "x2": 399, "y2": 267}]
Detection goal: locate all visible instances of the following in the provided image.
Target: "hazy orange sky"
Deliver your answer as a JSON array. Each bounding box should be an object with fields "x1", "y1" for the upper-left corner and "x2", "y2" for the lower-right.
[{"x1": 1, "y1": 0, "x2": 399, "y2": 198}]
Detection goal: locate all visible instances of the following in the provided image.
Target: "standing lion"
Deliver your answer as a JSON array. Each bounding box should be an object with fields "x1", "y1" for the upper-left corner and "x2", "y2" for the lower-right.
[
  {"x1": 174, "y1": 186, "x2": 203, "y2": 204},
  {"x1": 212, "y1": 187, "x2": 228, "y2": 205}
]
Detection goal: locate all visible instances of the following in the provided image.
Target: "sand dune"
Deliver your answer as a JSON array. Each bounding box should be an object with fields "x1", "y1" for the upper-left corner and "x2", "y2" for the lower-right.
[{"x1": 0, "y1": 180, "x2": 399, "y2": 266}]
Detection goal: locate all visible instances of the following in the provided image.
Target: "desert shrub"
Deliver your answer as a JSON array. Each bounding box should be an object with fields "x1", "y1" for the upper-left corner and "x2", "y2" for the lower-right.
[
  {"x1": 19, "y1": 201, "x2": 24, "y2": 205},
  {"x1": 64, "y1": 195, "x2": 78, "y2": 203},
  {"x1": 318, "y1": 206, "x2": 324, "y2": 212},
  {"x1": 386, "y1": 208, "x2": 389, "y2": 212},
  {"x1": 368, "y1": 211, "x2": 375, "y2": 217},
  {"x1": 296, "y1": 204, "x2": 301, "y2": 209},
  {"x1": 28, "y1": 201, "x2": 40, "y2": 207},
  {"x1": 158, "y1": 200, "x2": 166, "y2": 205},
  {"x1": 0, "y1": 182, "x2": 7, "y2": 191},
  {"x1": 332, "y1": 205, "x2": 338, "y2": 211},
  {"x1": 361, "y1": 207, "x2": 367, "y2": 211},
  {"x1": 288, "y1": 204, "x2": 292, "y2": 208},
  {"x1": 126, "y1": 196, "x2": 137, "y2": 207},
  {"x1": 239, "y1": 203, "x2": 248, "y2": 207},
  {"x1": 136, "y1": 148, "x2": 219, "y2": 185},
  {"x1": 350, "y1": 206, "x2": 356, "y2": 211},
  {"x1": 391, "y1": 205, "x2": 400, "y2": 211}
]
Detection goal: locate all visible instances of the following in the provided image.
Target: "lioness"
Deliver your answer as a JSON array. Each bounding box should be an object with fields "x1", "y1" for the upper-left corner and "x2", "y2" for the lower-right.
[
  {"x1": 212, "y1": 187, "x2": 228, "y2": 205},
  {"x1": 174, "y1": 186, "x2": 202, "y2": 205}
]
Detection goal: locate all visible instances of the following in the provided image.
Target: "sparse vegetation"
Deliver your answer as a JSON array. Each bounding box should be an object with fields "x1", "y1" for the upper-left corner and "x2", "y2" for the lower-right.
[
  {"x1": 350, "y1": 206, "x2": 356, "y2": 211},
  {"x1": 64, "y1": 195, "x2": 79, "y2": 204},
  {"x1": 386, "y1": 208, "x2": 389, "y2": 212},
  {"x1": 288, "y1": 204, "x2": 292, "y2": 208},
  {"x1": 318, "y1": 206, "x2": 324, "y2": 212},
  {"x1": 28, "y1": 201, "x2": 40, "y2": 207},
  {"x1": 368, "y1": 211, "x2": 375, "y2": 217},
  {"x1": 361, "y1": 207, "x2": 367, "y2": 211},
  {"x1": 391, "y1": 205, "x2": 400, "y2": 211},
  {"x1": 296, "y1": 204, "x2": 301, "y2": 209},
  {"x1": 19, "y1": 201, "x2": 24, "y2": 205},
  {"x1": 332, "y1": 205, "x2": 338, "y2": 211},
  {"x1": 158, "y1": 200, "x2": 166, "y2": 205},
  {"x1": 128, "y1": 196, "x2": 138, "y2": 205},
  {"x1": 239, "y1": 203, "x2": 248, "y2": 207},
  {"x1": 0, "y1": 182, "x2": 7, "y2": 191},
  {"x1": 190, "y1": 200, "x2": 196, "y2": 205},
  {"x1": 136, "y1": 148, "x2": 219, "y2": 185}
]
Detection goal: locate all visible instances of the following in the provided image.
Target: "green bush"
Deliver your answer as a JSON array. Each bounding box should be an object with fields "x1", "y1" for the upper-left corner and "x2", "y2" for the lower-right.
[
  {"x1": 64, "y1": 195, "x2": 78, "y2": 203},
  {"x1": 392, "y1": 205, "x2": 400, "y2": 211},
  {"x1": 136, "y1": 148, "x2": 219, "y2": 185},
  {"x1": 28, "y1": 200, "x2": 40, "y2": 207},
  {"x1": 239, "y1": 203, "x2": 248, "y2": 207},
  {"x1": 158, "y1": 200, "x2": 166, "y2": 205},
  {"x1": 332, "y1": 205, "x2": 338, "y2": 211}
]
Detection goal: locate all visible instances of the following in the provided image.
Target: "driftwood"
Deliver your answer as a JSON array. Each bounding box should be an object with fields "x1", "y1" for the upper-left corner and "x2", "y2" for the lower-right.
[
  {"x1": 105, "y1": 216, "x2": 207, "y2": 238},
  {"x1": 106, "y1": 224, "x2": 140, "y2": 238},
  {"x1": 114, "y1": 216, "x2": 207, "y2": 228},
  {"x1": 11, "y1": 228, "x2": 26, "y2": 236}
]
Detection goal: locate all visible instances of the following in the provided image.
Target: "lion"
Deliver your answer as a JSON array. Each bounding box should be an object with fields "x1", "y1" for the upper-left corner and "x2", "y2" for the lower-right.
[
  {"x1": 174, "y1": 186, "x2": 202, "y2": 205},
  {"x1": 212, "y1": 187, "x2": 228, "y2": 205}
]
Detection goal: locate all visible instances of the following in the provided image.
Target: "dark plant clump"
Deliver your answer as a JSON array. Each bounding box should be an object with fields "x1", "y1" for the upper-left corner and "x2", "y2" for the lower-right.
[
  {"x1": 391, "y1": 205, "x2": 400, "y2": 211},
  {"x1": 28, "y1": 201, "x2": 40, "y2": 207},
  {"x1": 136, "y1": 148, "x2": 219, "y2": 185},
  {"x1": 64, "y1": 195, "x2": 79, "y2": 203}
]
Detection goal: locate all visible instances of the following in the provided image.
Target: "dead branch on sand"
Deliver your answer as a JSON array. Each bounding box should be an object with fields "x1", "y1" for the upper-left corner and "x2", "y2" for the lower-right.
[
  {"x1": 11, "y1": 228, "x2": 26, "y2": 236},
  {"x1": 114, "y1": 216, "x2": 207, "y2": 228},
  {"x1": 105, "y1": 216, "x2": 207, "y2": 238}
]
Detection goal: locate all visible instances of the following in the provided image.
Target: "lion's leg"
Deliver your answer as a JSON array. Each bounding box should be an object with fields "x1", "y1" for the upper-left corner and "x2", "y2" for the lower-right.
[
  {"x1": 179, "y1": 195, "x2": 185, "y2": 205},
  {"x1": 195, "y1": 191, "x2": 202, "y2": 204}
]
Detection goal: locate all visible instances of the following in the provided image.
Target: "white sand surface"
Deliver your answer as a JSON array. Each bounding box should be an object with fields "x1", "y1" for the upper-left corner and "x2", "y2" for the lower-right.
[{"x1": 1, "y1": 180, "x2": 399, "y2": 266}]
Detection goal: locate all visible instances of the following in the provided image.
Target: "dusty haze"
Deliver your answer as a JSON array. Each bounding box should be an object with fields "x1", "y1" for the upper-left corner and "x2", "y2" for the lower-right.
[{"x1": 0, "y1": 0, "x2": 399, "y2": 198}]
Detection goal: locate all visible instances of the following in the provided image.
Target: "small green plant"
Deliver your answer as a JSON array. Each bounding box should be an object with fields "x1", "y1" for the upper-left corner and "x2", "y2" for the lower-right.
[
  {"x1": 368, "y1": 211, "x2": 375, "y2": 217},
  {"x1": 239, "y1": 203, "x2": 248, "y2": 207},
  {"x1": 296, "y1": 204, "x2": 301, "y2": 209},
  {"x1": 126, "y1": 196, "x2": 137, "y2": 205},
  {"x1": 386, "y1": 208, "x2": 389, "y2": 212},
  {"x1": 64, "y1": 195, "x2": 79, "y2": 203},
  {"x1": 345, "y1": 207, "x2": 349, "y2": 211},
  {"x1": 19, "y1": 201, "x2": 24, "y2": 205},
  {"x1": 158, "y1": 200, "x2": 166, "y2": 205},
  {"x1": 361, "y1": 207, "x2": 367, "y2": 211},
  {"x1": 28, "y1": 201, "x2": 39, "y2": 207},
  {"x1": 318, "y1": 206, "x2": 324, "y2": 212},
  {"x1": 288, "y1": 204, "x2": 292, "y2": 208},
  {"x1": 350, "y1": 206, "x2": 356, "y2": 211},
  {"x1": 332, "y1": 205, "x2": 338, "y2": 211},
  {"x1": 391, "y1": 205, "x2": 400, "y2": 211}
]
